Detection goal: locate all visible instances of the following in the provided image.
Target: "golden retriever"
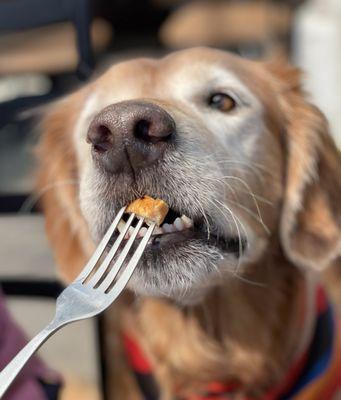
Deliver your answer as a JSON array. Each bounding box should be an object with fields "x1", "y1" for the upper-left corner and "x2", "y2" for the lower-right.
[{"x1": 36, "y1": 47, "x2": 341, "y2": 399}]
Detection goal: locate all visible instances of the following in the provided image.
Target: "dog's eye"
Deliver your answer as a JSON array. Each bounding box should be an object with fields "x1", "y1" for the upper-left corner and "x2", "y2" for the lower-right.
[{"x1": 208, "y1": 93, "x2": 236, "y2": 112}]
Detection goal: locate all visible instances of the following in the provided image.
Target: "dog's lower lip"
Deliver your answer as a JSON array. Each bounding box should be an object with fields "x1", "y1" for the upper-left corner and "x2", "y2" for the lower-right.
[
  {"x1": 112, "y1": 226, "x2": 246, "y2": 255},
  {"x1": 148, "y1": 230, "x2": 246, "y2": 255},
  {"x1": 149, "y1": 229, "x2": 195, "y2": 248}
]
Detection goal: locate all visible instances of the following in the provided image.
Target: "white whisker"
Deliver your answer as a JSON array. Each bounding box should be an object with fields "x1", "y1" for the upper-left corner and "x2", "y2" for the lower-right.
[
  {"x1": 206, "y1": 198, "x2": 244, "y2": 274},
  {"x1": 226, "y1": 199, "x2": 271, "y2": 235},
  {"x1": 218, "y1": 176, "x2": 268, "y2": 234}
]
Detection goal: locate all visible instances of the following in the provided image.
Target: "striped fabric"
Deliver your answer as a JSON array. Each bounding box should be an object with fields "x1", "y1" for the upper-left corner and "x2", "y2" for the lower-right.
[{"x1": 123, "y1": 287, "x2": 341, "y2": 400}]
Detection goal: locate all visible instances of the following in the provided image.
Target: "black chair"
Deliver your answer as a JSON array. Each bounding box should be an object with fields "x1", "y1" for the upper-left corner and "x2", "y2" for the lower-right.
[
  {"x1": 0, "y1": 0, "x2": 94, "y2": 79},
  {"x1": 0, "y1": 0, "x2": 95, "y2": 128}
]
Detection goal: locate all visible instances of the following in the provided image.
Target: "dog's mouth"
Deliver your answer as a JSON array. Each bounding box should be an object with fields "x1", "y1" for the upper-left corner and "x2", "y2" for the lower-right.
[{"x1": 117, "y1": 205, "x2": 247, "y2": 256}]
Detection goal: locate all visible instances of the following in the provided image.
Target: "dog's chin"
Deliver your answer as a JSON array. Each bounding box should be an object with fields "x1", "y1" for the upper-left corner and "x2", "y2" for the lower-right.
[
  {"x1": 127, "y1": 237, "x2": 225, "y2": 304},
  {"x1": 86, "y1": 215, "x2": 248, "y2": 305}
]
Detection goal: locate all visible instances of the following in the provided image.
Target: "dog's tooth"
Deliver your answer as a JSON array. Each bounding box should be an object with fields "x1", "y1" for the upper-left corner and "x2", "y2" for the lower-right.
[
  {"x1": 138, "y1": 227, "x2": 147, "y2": 238},
  {"x1": 163, "y1": 223, "x2": 173, "y2": 233},
  {"x1": 169, "y1": 224, "x2": 176, "y2": 232},
  {"x1": 117, "y1": 220, "x2": 126, "y2": 233},
  {"x1": 153, "y1": 226, "x2": 163, "y2": 235},
  {"x1": 127, "y1": 226, "x2": 134, "y2": 238},
  {"x1": 181, "y1": 215, "x2": 193, "y2": 228},
  {"x1": 174, "y1": 217, "x2": 184, "y2": 231}
]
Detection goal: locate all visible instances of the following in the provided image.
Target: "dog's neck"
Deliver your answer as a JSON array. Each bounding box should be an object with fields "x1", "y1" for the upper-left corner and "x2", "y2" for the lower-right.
[{"x1": 124, "y1": 246, "x2": 317, "y2": 398}]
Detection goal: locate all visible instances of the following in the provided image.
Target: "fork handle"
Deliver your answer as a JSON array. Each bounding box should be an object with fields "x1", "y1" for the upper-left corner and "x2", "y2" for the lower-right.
[{"x1": 0, "y1": 321, "x2": 60, "y2": 398}]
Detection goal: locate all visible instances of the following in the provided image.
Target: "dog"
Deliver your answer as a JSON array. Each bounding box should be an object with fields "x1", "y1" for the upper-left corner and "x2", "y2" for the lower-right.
[{"x1": 36, "y1": 47, "x2": 341, "y2": 399}]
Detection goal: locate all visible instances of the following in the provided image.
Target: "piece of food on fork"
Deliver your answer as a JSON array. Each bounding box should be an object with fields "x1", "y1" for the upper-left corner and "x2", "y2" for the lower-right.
[{"x1": 126, "y1": 195, "x2": 169, "y2": 226}]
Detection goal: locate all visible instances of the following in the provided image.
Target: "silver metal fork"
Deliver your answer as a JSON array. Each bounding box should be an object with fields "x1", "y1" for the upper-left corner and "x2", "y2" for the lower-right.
[{"x1": 0, "y1": 206, "x2": 155, "y2": 398}]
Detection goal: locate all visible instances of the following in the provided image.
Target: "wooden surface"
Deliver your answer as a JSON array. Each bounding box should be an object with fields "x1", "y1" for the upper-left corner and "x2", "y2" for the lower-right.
[
  {"x1": 0, "y1": 18, "x2": 112, "y2": 75},
  {"x1": 159, "y1": 1, "x2": 291, "y2": 49}
]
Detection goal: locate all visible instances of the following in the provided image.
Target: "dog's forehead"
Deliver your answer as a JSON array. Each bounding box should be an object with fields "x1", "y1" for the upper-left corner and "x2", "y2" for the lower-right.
[
  {"x1": 95, "y1": 48, "x2": 261, "y2": 100},
  {"x1": 158, "y1": 50, "x2": 250, "y2": 96},
  {"x1": 159, "y1": 47, "x2": 249, "y2": 77}
]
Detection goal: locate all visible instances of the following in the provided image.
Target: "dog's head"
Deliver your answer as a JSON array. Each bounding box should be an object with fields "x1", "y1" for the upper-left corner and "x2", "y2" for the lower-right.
[{"x1": 37, "y1": 48, "x2": 341, "y2": 303}]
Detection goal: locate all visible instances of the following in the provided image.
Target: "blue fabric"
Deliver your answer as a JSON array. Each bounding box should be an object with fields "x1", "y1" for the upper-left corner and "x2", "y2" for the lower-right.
[{"x1": 281, "y1": 303, "x2": 335, "y2": 399}]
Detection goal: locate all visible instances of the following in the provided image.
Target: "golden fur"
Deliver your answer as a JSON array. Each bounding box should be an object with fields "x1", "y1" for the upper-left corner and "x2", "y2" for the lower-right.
[{"x1": 36, "y1": 48, "x2": 341, "y2": 399}]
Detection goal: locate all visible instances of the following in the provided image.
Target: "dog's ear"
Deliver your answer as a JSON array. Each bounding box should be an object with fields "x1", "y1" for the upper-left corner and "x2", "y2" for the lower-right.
[
  {"x1": 268, "y1": 64, "x2": 341, "y2": 270},
  {"x1": 36, "y1": 91, "x2": 93, "y2": 282}
]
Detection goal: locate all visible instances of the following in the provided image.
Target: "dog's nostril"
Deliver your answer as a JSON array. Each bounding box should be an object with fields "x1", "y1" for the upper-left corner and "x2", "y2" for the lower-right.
[
  {"x1": 87, "y1": 123, "x2": 113, "y2": 153},
  {"x1": 93, "y1": 142, "x2": 110, "y2": 153},
  {"x1": 98, "y1": 124, "x2": 111, "y2": 139},
  {"x1": 134, "y1": 119, "x2": 151, "y2": 142},
  {"x1": 133, "y1": 117, "x2": 174, "y2": 144}
]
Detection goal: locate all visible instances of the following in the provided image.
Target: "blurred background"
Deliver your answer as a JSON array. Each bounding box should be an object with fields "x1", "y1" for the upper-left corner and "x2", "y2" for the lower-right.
[{"x1": 0, "y1": 0, "x2": 340, "y2": 399}]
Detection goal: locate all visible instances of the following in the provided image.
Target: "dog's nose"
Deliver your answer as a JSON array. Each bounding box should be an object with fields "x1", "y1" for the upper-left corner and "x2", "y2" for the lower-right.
[{"x1": 87, "y1": 100, "x2": 175, "y2": 173}]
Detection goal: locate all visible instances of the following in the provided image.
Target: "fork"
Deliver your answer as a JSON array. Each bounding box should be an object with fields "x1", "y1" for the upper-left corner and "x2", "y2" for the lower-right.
[{"x1": 0, "y1": 206, "x2": 155, "y2": 398}]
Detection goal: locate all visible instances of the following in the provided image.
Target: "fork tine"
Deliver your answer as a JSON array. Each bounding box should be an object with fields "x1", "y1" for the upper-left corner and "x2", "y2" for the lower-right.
[
  {"x1": 96, "y1": 217, "x2": 145, "y2": 292},
  {"x1": 105, "y1": 222, "x2": 156, "y2": 296},
  {"x1": 76, "y1": 206, "x2": 126, "y2": 282},
  {"x1": 87, "y1": 213, "x2": 135, "y2": 287}
]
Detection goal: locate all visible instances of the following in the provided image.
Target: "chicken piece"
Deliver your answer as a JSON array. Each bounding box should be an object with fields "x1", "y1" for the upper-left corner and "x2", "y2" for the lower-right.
[{"x1": 126, "y1": 196, "x2": 169, "y2": 226}]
